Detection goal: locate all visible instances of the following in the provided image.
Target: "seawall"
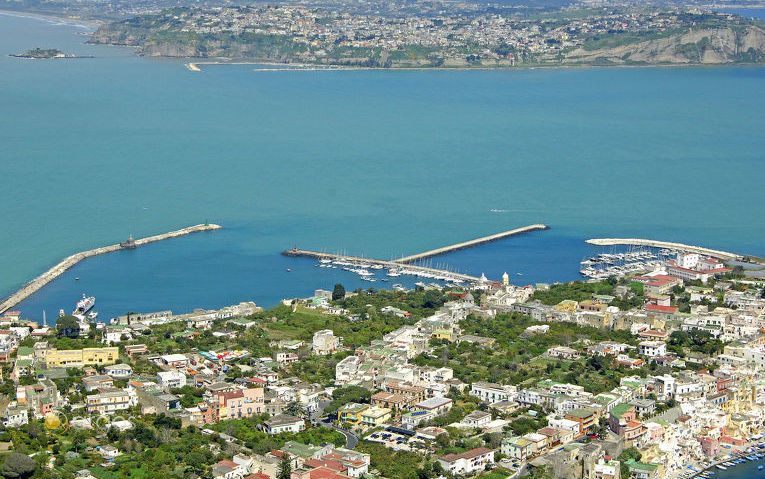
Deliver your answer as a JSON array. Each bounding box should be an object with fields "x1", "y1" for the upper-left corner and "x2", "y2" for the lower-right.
[
  {"x1": 585, "y1": 238, "x2": 742, "y2": 261},
  {"x1": 0, "y1": 224, "x2": 222, "y2": 315},
  {"x1": 396, "y1": 224, "x2": 549, "y2": 264}
]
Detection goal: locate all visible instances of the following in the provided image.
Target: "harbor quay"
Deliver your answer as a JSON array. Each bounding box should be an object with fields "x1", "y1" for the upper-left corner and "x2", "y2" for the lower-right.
[{"x1": 0, "y1": 224, "x2": 222, "y2": 315}]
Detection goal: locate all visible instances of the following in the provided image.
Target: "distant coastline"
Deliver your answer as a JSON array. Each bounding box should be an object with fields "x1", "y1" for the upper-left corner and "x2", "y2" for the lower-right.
[
  {"x1": 184, "y1": 59, "x2": 765, "y2": 73},
  {"x1": 0, "y1": 8, "x2": 100, "y2": 27}
]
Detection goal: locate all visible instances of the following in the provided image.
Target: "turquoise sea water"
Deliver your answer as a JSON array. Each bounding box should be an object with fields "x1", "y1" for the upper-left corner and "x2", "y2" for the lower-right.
[
  {"x1": 701, "y1": 454, "x2": 765, "y2": 479},
  {"x1": 717, "y1": 8, "x2": 765, "y2": 19},
  {"x1": 1, "y1": 12, "x2": 764, "y2": 321}
]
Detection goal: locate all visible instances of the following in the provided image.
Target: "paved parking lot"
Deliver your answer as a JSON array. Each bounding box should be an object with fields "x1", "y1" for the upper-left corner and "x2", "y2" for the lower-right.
[{"x1": 364, "y1": 430, "x2": 423, "y2": 451}]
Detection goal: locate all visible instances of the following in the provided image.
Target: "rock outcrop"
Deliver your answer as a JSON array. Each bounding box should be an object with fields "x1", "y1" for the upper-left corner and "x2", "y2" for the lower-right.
[{"x1": 563, "y1": 26, "x2": 765, "y2": 65}]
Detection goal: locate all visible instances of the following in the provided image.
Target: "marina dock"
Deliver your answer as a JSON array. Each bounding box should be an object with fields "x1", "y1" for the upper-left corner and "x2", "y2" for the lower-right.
[
  {"x1": 396, "y1": 224, "x2": 549, "y2": 264},
  {"x1": 283, "y1": 224, "x2": 550, "y2": 283},
  {"x1": 282, "y1": 250, "x2": 482, "y2": 283},
  {"x1": 0, "y1": 224, "x2": 222, "y2": 315},
  {"x1": 585, "y1": 238, "x2": 742, "y2": 261}
]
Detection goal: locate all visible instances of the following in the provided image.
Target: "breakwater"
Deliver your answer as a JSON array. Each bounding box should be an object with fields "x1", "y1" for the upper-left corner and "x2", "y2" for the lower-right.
[
  {"x1": 396, "y1": 224, "x2": 549, "y2": 264},
  {"x1": 585, "y1": 238, "x2": 742, "y2": 261},
  {"x1": 0, "y1": 224, "x2": 222, "y2": 315}
]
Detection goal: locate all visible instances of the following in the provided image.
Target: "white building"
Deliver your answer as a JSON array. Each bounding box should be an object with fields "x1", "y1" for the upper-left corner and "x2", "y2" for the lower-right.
[
  {"x1": 438, "y1": 447, "x2": 495, "y2": 475},
  {"x1": 593, "y1": 457, "x2": 620, "y2": 479},
  {"x1": 639, "y1": 341, "x2": 667, "y2": 358},
  {"x1": 157, "y1": 370, "x2": 187, "y2": 390},
  {"x1": 461, "y1": 410, "x2": 492, "y2": 428},
  {"x1": 335, "y1": 355, "x2": 362, "y2": 383},
  {"x1": 274, "y1": 351, "x2": 299, "y2": 364},
  {"x1": 104, "y1": 364, "x2": 133, "y2": 379},
  {"x1": 263, "y1": 414, "x2": 305, "y2": 435},
  {"x1": 652, "y1": 375, "x2": 676, "y2": 400},
  {"x1": 158, "y1": 353, "x2": 188, "y2": 368},
  {"x1": 470, "y1": 382, "x2": 517, "y2": 403},
  {"x1": 547, "y1": 415, "x2": 581, "y2": 436},
  {"x1": 86, "y1": 389, "x2": 133, "y2": 414},
  {"x1": 312, "y1": 330, "x2": 340, "y2": 355},
  {"x1": 4, "y1": 405, "x2": 28, "y2": 427}
]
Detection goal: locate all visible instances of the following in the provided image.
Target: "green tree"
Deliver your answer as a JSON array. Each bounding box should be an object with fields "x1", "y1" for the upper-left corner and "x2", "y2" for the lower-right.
[
  {"x1": 277, "y1": 453, "x2": 292, "y2": 479},
  {"x1": 284, "y1": 401, "x2": 303, "y2": 417},
  {"x1": 1, "y1": 452, "x2": 37, "y2": 479},
  {"x1": 618, "y1": 447, "x2": 642, "y2": 478},
  {"x1": 324, "y1": 385, "x2": 372, "y2": 415},
  {"x1": 332, "y1": 283, "x2": 346, "y2": 301},
  {"x1": 56, "y1": 315, "x2": 80, "y2": 338}
]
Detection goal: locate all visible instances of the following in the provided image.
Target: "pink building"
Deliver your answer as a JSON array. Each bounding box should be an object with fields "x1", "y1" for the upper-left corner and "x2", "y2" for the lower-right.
[
  {"x1": 699, "y1": 436, "x2": 719, "y2": 457},
  {"x1": 216, "y1": 387, "x2": 264, "y2": 419}
]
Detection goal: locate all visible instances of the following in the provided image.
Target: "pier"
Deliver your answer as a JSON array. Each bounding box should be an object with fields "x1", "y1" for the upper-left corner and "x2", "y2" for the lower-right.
[
  {"x1": 585, "y1": 238, "x2": 742, "y2": 262},
  {"x1": 282, "y1": 250, "x2": 482, "y2": 283},
  {"x1": 396, "y1": 224, "x2": 549, "y2": 264},
  {"x1": 283, "y1": 224, "x2": 550, "y2": 283},
  {"x1": 0, "y1": 224, "x2": 222, "y2": 315}
]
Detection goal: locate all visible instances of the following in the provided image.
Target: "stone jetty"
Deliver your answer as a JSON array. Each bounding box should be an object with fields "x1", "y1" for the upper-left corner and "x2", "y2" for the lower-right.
[
  {"x1": 585, "y1": 237, "x2": 742, "y2": 261},
  {"x1": 396, "y1": 224, "x2": 549, "y2": 264},
  {"x1": 0, "y1": 224, "x2": 222, "y2": 315}
]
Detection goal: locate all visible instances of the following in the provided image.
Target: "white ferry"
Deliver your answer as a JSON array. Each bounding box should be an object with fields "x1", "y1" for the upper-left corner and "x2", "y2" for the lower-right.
[{"x1": 73, "y1": 294, "x2": 95, "y2": 315}]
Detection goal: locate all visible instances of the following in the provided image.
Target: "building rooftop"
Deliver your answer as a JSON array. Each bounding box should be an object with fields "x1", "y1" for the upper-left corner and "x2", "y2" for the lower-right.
[
  {"x1": 440, "y1": 447, "x2": 494, "y2": 463},
  {"x1": 416, "y1": 397, "x2": 452, "y2": 410}
]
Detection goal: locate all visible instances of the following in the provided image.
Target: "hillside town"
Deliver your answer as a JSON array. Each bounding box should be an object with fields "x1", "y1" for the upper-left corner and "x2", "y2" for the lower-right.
[
  {"x1": 1, "y1": 249, "x2": 764, "y2": 479},
  {"x1": 89, "y1": 6, "x2": 765, "y2": 67}
]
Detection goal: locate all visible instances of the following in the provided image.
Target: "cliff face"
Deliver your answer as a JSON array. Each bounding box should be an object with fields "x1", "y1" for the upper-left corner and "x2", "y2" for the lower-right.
[
  {"x1": 89, "y1": 25, "x2": 144, "y2": 48},
  {"x1": 564, "y1": 26, "x2": 765, "y2": 65},
  {"x1": 90, "y1": 23, "x2": 765, "y2": 66}
]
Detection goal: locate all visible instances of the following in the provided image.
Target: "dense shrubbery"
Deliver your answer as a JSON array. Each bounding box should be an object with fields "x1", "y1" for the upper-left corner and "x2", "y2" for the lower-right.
[{"x1": 413, "y1": 312, "x2": 641, "y2": 393}]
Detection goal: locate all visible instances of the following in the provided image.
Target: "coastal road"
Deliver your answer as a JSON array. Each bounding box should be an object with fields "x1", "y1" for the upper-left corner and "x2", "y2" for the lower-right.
[
  {"x1": 333, "y1": 425, "x2": 359, "y2": 449},
  {"x1": 309, "y1": 400, "x2": 359, "y2": 449}
]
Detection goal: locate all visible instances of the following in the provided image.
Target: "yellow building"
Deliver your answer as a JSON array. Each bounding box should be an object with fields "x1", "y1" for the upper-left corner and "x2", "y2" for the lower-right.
[
  {"x1": 46, "y1": 347, "x2": 119, "y2": 368},
  {"x1": 431, "y1": 329, "x2": 454, "y2": 341},
  {"x1": 555, "y1": 300, "x2": 578, "y2": 312},
  {"x1": 722, "y1": 386, "x2": 757, "y2": 414},
  {"x1": 339, "y1": 402, "x2": 369, "y2": 424},
  {"x1": 361, "y1": 406, "x2": 392, "y2": 426}
]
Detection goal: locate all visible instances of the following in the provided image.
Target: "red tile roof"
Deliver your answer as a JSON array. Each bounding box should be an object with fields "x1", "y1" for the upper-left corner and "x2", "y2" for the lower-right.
[
  {"x1": 309, "y1": 467, "x2": 350, "y2": 479},
  {"x1": 646, "y1": 304, "x2": 678, "y2": 313},
  {"x1": 305, "y1": 458, "x2": 346, "y2": 472}
]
